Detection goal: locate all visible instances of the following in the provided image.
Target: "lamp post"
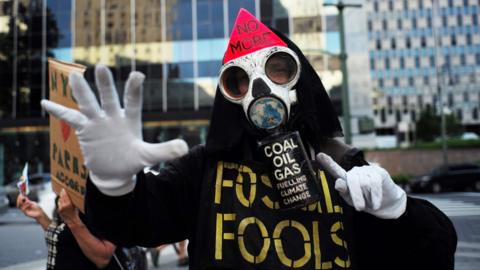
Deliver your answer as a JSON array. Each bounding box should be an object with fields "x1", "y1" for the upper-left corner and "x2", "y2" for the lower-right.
[
  {"x1": 432, "y1": 0, "x2": 448, "y2": 166},
  {"x1": 323, "y1": 1, "x2": 362, "y2": 145}
]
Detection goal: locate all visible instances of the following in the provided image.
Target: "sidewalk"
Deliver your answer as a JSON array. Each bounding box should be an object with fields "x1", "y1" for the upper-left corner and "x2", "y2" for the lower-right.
[{"x1": 0, "y1": 245, "x2": 180, "y2": 270}]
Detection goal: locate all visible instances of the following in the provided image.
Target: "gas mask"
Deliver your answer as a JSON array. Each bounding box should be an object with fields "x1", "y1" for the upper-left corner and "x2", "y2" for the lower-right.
[
  {"x1": 218, "y1": 8, "x2": 321, "y2": 210},
  {"x1": 219, "y1": 46, "x2": 301, "y2": 133}
]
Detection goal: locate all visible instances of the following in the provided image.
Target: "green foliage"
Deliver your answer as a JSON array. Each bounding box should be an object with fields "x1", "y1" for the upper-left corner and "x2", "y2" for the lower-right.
[
  {"x1": 415, "y1": 107, "x2": 464, "y2": 142},
  {"x1": 414, "y1": 138, "x2": 480, "y2": 149},
  {"x1": 391, "y1": 174, "x2": 411, "y2": 184}
]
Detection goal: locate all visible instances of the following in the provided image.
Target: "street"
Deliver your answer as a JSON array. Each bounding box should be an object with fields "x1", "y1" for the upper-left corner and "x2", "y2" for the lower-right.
[{"x1": 1, "y1": 192, "x2": 479, "y2": 270}]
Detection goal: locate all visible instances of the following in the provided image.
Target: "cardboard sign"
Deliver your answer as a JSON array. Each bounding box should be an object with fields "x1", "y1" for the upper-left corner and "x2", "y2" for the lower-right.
[{"x1": 48, "y1": 58, "x2": 88, "y2": 213}]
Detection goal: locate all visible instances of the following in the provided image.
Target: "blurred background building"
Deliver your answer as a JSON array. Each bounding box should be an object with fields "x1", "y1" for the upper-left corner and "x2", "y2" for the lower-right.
[
  {"x1": 367, "y1": 0, "x2": 480, "y2": 146},
  {"x1": 0, "y1": 0, "x2": 375, "y2": 184}
]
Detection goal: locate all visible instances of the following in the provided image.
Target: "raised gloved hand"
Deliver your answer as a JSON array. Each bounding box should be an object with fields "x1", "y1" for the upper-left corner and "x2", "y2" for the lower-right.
[
  {"x1": 41, "y1": 65, "x2": 188, "y2": 196},
  {"x1": 316, "y1": 153, "x2": 406, "y2": 219}
]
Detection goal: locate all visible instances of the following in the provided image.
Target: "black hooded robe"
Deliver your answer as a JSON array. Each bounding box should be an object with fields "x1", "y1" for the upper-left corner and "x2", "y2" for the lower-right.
[{"x1": 85, "y1": 30, "x2": 456, "y2": 270}]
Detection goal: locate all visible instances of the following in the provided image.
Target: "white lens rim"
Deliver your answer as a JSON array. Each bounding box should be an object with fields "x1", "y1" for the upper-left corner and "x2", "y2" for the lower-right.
[{"x1": 218, "y1": 46, "x2": 301, "y2": 104}]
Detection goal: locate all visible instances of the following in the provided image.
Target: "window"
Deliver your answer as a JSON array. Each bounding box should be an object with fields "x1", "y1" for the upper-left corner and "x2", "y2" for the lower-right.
[
  {"x1": 394, "y1": 77, "x2": 399, "y2": 86},
  {"x1": 451, "y1": 35, "x2": 457, "y2": 46},
  {"x1": 448, "y1": 92, "x2": 454, "y2": 107},
  {"x1": 396, "y1": 109, "x2": 402, "y2": 122},
  {"x1": 473, "y1": 15, "x2": 478, "y2": 26},
  {"x1": 402, "y1": 95, "x2": 408, "y2": 106},
  {"x1": 370, "y1": 58, "x2": 375, "y2": 70},
  {"x1": 430, "y1": 56, "x2": 435, "y2": 66},
  {"x1": 379, "y1": 79, "x2": 384, "y2": 88},
  {"x1": 412, "y1": 18, "x2": 417, "y2": 28},
  {"x1": 448, "y1": 0, "x2": 454, "y2": 7},
  {"x1": 457, "y1": 15, "x2": 463, "y2": 26},
  {"x1": 368, "y1": 20, "x2": 372, "y2": 31},
  {"x1": 388, "y1": 0, "x2": 394, "y2": 10},
  {"x1": 391, "y1": 38, "x2": 396, "y2": 49},
  {"x1": 473, "y1": 108, "x2": 478, "y2": 120},
  {"x1": 403, "y1": 0, "x2": 408, "y2": 10},
  {"x1": 457, "y1": 109, "x2": 463, "y2": 121},
  {"x1": 476, "y1": 53, "x2": 480, "y2": 65},
  {"x1": 464, "y1": 92, "x2": 469, "y2": 102},
  {"x1": 374, "y1": 1, "x2": 379, "y2": 12},
  {"x1": 409, "y1": 77, "x2": 414, "y2": 86},
  {"x1": 461, "y1": 54, "x2": 466, "y2": 65},
  {"x1": 467, "y1": 34, "x2": 472, "y2": 45},
  {"x1": 419, "y1": 0, "x2": 424, "y2": 9},
  {"x1": 415, "y1": 56, "x2": 420, "y2": 68},
  {"x1": 411, "y1": 110, "x2": 417, "y2": 121},
  {"x1": 406, "y1": 37, "x2": 411, "y2": 48},
  {"x1": 442, "y1": 16, "x2": 448, "y2": 27},
  {"x1": 397, "y1": 19, "x2": 402, "y2": 29},
  {"x1": 400, "y1": 57, "x2": 405, "y2": 68},
  {"x1": 376, "y1": 39, "x2": 382, "y2": 50},
  {"x1": 418, "y1": 95, "x2": 424, "y2": 108},
  {"x1": 385, "y1": 58, "x2": 391, "y2": 69},
  {"x1": 381, "y1": 108, "x2": 386, "y2": 123},
  {"x1": 198, "y1": 0, "x2": 225, "y2": 39},
  {"x1": 383, "y1": 19, "x2": 388, "y2": 30},
  {"x1": 423, "y1": 76, "x2": 429, "y2": 85},
  {"x1": 421, "y1": 36, "x2": 426, "y2": 47},
  {"x1": 427, "y1": 17, "x2": 432, "y2": 28}
]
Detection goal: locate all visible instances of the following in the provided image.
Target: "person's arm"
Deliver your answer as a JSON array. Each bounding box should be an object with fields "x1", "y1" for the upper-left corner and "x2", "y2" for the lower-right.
[
  {"x1": 85, "y1": 145, "x2": 204, "y2": 248},
  {"x1": 16, "y1": 194, "x2": 52, "y2": 230},
  {"x1": 328, "y1": 148, "x2": 457, "y2": 270},
  {"x1": 57, "y1": 189, "x2": 116, "y2": 269},
  {"x1": 352, "y1": 197, "x2": 457, "y2": 270}
]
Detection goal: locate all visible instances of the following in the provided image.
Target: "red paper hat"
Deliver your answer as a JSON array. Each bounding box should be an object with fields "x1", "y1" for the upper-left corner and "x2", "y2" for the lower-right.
[{"x1": 223, "y1": 8, "x2": 287, "y2": 63}]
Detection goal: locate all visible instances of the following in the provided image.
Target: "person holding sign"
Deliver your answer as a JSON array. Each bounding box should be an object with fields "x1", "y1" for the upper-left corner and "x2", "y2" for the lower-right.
[
  {"x1": 16, "y1": 190, "x2": 124, "y2": 269},
  {"x1": 42, "y1": 9, "x2": 456, "y2": 270}
]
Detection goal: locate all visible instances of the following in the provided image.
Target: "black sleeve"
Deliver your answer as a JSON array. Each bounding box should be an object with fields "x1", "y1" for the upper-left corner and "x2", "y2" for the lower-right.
[
  {"x1": 343, "y1": 149, "x2": 457, "y2": 270},
  {"x1": 353, "y1": 197, "x2": 457, "y2": 270},
  {"x1": 84, "y1": 145, "x2": 205, "y2": 248}
]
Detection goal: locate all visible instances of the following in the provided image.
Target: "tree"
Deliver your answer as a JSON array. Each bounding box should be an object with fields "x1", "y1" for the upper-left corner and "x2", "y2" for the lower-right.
[
  {"x1": 0, "y1": 1, "x2": 60, "y2": 117},
  {"x1": 416, "y1": 107, "x2": 464, "y2": 142}
]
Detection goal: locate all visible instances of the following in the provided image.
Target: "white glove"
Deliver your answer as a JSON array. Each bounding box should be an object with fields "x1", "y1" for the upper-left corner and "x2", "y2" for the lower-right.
[
  {"x1": 316, "y1": 153, "x2": 406, "y2": 219},
  {"x1": 41, "y1": 65, "x2": 188, "y2": 196}
]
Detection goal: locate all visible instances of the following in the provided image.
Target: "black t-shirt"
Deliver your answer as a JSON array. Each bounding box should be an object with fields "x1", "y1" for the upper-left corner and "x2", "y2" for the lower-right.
[
  {"x1": 85, "y1": 145, "x2": 457, "y2": 270},
  {"x1": 44, "y1": 221, "x2": 122, "y2": 270}
]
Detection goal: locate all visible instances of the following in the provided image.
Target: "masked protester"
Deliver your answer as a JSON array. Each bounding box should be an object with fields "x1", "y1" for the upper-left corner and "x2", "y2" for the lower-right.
[{"x1": 42, "y1": 9, "x2": 456, "y2": 270}]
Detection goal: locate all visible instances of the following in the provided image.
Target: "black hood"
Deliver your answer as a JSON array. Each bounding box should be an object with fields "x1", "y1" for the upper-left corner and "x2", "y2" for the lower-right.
[{"x1": 206, "y1": 28, "x2": 343, "y2": 154}]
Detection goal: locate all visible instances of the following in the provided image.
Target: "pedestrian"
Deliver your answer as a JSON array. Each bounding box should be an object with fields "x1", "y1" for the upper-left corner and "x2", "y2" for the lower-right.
[
  {"x1": 16, "y1": 189, "x2": 124, "y2": 269},
  {"x1": 41, "y1": 9, "x2": 457, "y2": 270}
]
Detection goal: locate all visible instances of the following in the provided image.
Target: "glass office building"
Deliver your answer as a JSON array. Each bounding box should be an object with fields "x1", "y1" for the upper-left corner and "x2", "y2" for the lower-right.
[
  {"x1": 367, "y1": 0, "x2": 480, "y2": 142},
  {"x1": 0, "y1": 0, "x2": 373, "y2": 184}
]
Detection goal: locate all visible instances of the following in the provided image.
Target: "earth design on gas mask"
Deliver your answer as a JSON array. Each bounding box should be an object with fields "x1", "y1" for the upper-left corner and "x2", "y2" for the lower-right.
[{"x1": 248, "y1": 97, "x2": 287, "y2": 130}]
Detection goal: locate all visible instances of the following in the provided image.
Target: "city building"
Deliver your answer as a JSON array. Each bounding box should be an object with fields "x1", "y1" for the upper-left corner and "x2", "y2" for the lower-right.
[
  {"x1": 366, "y1": 0, "x2": 480, "y2": 145},
  {"x1": 0, "y1": 0, "x2": 375, "y2": 184}
]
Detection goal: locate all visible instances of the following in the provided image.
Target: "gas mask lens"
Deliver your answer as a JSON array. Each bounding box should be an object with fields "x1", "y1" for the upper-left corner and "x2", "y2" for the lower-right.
[
  {"x1": 265, "y1": 52, "x2": 298, "y2": 85},
  {"x1": 220, "y1": 66, "x2": 249, "y2": 99}
]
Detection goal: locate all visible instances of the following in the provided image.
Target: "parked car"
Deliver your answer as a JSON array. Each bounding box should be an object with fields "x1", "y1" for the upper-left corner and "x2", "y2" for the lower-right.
[
  {"x1": 0, "y1": 186, "x2": 9, "y2": 214},
  {"x1": 5, "y1": 173, "x2": 51, "y2": 207},
  {"x1": 410, "y1": 164, "x2": 480, "y2": 193}
]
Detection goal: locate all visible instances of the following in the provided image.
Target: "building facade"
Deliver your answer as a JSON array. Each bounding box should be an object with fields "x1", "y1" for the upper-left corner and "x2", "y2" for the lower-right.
[
  {"x1": 0, "y1": 0, "x2": 374, "y2": 184},
  {"x1": 366, "y1": 0, "x2": 480, "y2": 144}
]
